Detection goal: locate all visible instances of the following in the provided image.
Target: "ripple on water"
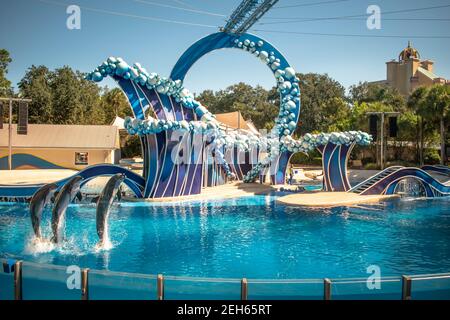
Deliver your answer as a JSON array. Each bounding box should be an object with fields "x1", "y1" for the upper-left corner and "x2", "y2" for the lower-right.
[{"x1": 0, "y1": 196, "x2": 449, "y2": 278}]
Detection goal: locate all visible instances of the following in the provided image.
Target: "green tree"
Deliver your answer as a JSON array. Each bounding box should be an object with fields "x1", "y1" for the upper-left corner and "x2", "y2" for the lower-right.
[
  {"x1": 19, "y1": 65, "x2": 107, "y2": 125},
  {"x1": 196, "y1": 82, "x2": 278, "y2": 130},
  {"x1": 196, "y1": 74, "x2": 352, "y2": 134},
  {"x1": 50, "y1": 66, "x2": 84, "y2": 124},
  {"x1": 424, "y1": 85, "x2": 449, "y2": 164},
  {"x1": 294, "y1": 73, "x2": 348, "y2": 134},
  {"x1": 349, "y1": 82, "x2": 406, "y2": 111},
  {"x1": 195, "y1": 89, "x2": 217, "y2": 110},
  {"x1": 18, "y1": 65, "x2": 53, "y2": 123},
  {"x1": 349, "y1": 101, "x2": 394, "y2": 131},
  {"x1": 322, "y1": 97, "x2": 351, "y2": 132},
  {"x1": 0, "y1": 49, "x2": 13, "y2": 97},
  {"x1": 395, "y1": 111, "x2": 419, "y2": 164},
  {"x1": 407, "y1": 86, "x2": 429, "y2": 165},
  {"x1": 101, "y1": 87, "x2": 132, "y2": 124},
  {"x1": 348, "y1": 101, "x2": 394, "y2": 167},
  {"x1": 78, "y1": 71, "x2": 105, "y2": 125},
  {"x1": 49, "y1": 66, "x2": 104, "y2": 125}
]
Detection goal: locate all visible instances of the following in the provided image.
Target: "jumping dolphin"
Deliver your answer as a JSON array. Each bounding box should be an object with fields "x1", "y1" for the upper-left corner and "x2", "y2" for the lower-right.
[
  {"x1": 51, "y1": 176, "x2": 83, "y2": 243},
  {"x1": 96, "y1": 173, "x2": 125, "y2": 245},
  {"x1": 29, "y1": 183, "x2": 58, "y2": 238}
]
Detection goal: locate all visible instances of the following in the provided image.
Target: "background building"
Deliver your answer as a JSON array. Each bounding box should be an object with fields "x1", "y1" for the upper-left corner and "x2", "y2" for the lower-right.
[
  {"x1": 372, "y1": 41, "x2": 449, "y2": 95},
  {"x1": 0, "y1": 124, "x2": 121, "y2": 170},
  {"x1": 215, "y1": 111, "x2": 260, "y2": 135}
]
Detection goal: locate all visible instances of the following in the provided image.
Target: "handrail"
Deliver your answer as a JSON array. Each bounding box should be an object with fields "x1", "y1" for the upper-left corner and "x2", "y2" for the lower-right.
[
  {"x1": 349, "y1": 166, "x2": 403, "y2": 192},
  {"x1": 410, "y1": 275, "x2": 450, "y2": 281},
  {"x1": 248, "y1": 279, "x2": 323, "y2": 284},
  {"x1": 2, "y1": 257, "x2": 449, "y2": 286}
]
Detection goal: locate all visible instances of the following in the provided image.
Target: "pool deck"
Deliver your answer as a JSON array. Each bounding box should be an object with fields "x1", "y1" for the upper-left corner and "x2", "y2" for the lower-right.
[
  {"x1": 277, "y1": 192, "x2": 399, "y2": 207},
  {"x1": 128, "y1": 182, "x2": 277, "y2": 202},
  {"x1": 1, "y1": 168, "x2": 446, "y2": 205}
]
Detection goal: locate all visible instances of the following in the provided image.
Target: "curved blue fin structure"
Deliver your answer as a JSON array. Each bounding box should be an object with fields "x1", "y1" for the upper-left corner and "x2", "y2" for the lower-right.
[
  {"x1": 113, "y1": 75, "x2": 205, "y2": 198},
  {"x1": 317, "y1": 142, "x2": 355, "y2": 192},
  {"x1": 421, "y1": 165, "x2": 450, "y2": 177},
  {"x1": 269, "y1": 150, "x2": 291, "y2": 185},
  {"x1": 352, "y1": 167, "x2": 450, "y2": 197},
  {"x1": 0, "y1": 164, "x2": 145, "y2": 200}
]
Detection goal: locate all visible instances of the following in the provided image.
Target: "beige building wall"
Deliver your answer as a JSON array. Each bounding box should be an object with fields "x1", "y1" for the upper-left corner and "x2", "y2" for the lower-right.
[
  {"x1": 386, "y1": 58, "x2": 422, "y2": 95},
  {"x1": 0, "y1": 148, "x2": 113, "y2": 170}
]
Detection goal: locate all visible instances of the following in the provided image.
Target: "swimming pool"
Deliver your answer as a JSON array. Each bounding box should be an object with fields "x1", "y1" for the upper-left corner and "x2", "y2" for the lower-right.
[{"x1": 1, "y1": 195, "x2": 450, "y2": 280}]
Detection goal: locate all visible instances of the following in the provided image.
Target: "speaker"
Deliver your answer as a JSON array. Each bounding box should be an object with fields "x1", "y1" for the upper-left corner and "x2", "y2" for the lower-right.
[
  {"x1": 0, "y1": 102, "x2": 3, "y2": 129},
  {"x1": 369, "y1": 115, "x2": 378, "y2": 141},
  {"x1": 17, "y1": 101, "x2": 28, "y2": 135},
  {"x1": 389, "y1": 116, "x2": 398, "y2": 138}
]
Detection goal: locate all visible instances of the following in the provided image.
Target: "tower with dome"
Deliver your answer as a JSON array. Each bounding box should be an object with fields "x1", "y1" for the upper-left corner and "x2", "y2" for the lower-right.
[{"x1": 372, "y1": 41, "x2": 449, "y2": 95}]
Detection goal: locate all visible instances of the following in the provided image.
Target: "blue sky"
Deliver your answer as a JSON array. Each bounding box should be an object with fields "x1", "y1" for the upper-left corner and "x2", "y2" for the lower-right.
[{"x1": 1, "y1": 0, "x2": 449, "y2": 94}]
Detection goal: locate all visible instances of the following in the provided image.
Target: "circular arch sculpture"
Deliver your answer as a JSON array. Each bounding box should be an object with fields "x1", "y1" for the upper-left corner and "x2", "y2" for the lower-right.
[
  {"x1": 171, "y1": 32, "x2": 300, "y2": 132},
  {"x1": 171, "y1": 32, "x2": 301, "y2": 184}
]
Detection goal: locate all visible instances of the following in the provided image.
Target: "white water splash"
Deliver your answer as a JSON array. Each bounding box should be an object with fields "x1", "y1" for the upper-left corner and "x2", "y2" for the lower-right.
[
  {"x1": 94, "y1": 219, "x2": 113, "y2": 252},
  {"x1": 25, "y1": 236, "x2": 55, "y2": 254},
  {"x1": 23, "y1": 205, "x2": 128, "y2": 257},
  {"x1": 55, "y1": 211, "x2": 66, "y2": 244}
]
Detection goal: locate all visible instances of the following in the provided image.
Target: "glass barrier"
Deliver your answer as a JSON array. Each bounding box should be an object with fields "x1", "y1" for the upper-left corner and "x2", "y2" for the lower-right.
[
  {"x1": 89, "y1": 269, "x2": 157, "y2": 300},
  {"x1": 0, "y1": 259, "x2": 14, "y2": 300},
  {"x1": 2, "y1": 257, "x2": 450, "y2": 300},
  {"x1": 248, "y1": 279, "x2": 324, "y2": 300},
  {"x1": 331, "y1": 277, "x2": 402, "y2": 300},
  {"x1": 164, "y1": 276, "x2": 241, "y2": 300},
  {"x1": 22, "y1": 261, "x2": 81, "y2": 300},
  {"x1": 410, "y1": 274, "x2": 450, "y2": 300}
]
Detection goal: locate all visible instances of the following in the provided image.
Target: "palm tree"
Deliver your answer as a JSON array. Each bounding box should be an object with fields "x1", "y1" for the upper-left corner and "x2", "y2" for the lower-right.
[
  {"x1": 407, "y1": 87, "x2": 428, "y2": 165},
  {"x1": 425, "y1": 85, "x2": 449, "y2": 165}
]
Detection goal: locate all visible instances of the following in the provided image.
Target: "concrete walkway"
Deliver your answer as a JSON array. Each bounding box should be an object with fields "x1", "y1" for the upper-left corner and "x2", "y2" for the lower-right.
[
  {"x1": 130, "y1": 182, "x2": 276, "y2": 202},
  {"x1": 277, "y1": 192, "x2": 399, "y2": 207}
]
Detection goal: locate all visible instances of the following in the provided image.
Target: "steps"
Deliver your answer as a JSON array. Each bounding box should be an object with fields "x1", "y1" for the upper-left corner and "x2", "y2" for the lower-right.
[{"x1": 350, "y1": 166, "x2": 403, "y2": 194}]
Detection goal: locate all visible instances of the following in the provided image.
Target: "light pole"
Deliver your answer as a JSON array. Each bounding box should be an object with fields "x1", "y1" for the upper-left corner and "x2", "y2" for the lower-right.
[
  {"x1": 367, "y1": 111, "x2": 400, "y2": 170},
  {"x1": 0, "y1": 97, "x2": 32, "y2": 170}
]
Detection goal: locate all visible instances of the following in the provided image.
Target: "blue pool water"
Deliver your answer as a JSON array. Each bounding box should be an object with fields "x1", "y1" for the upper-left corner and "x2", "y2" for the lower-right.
[{"x1": 0, "y1": 195, "x2": 450, "y2": 279}]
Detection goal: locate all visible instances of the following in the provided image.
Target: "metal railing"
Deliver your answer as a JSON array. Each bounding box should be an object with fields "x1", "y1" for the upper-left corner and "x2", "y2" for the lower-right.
[{"x1": 1, "y1": 259, "x2": 449, "y2": 300}]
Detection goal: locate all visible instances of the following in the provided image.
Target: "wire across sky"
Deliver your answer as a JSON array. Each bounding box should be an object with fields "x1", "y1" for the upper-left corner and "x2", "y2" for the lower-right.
[{"x1": 34, "y1": 0, "x2": 450, "y2": 39}]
